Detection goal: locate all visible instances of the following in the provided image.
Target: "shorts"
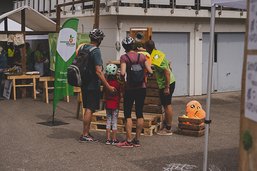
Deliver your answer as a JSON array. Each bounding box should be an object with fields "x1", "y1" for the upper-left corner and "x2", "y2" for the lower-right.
[
  {"x1": 159, "y1": 82, "x2": 175, "y2": 107},
  {"x1": 81, "y1": 88, "x2": 100, "y2": 112}
]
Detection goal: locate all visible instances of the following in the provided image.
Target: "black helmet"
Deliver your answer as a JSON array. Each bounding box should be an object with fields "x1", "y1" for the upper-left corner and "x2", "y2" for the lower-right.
[{"x1": 89, "y1": 28, "x2": 105, "y2": 41}]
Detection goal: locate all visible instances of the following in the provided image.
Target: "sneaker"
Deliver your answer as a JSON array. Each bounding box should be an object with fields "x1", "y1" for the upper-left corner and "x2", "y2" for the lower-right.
[
  {"x1": 116, "y1": 141, "x2": 133, "y2": 148},
  {"x1": 79, "y1": 135, "x2": 98, "y2": 142},
  {"x1": 111, "y1": 139, "x2": 119, "y2": 145},
  {"x1": 105, "y1": 139, "x2": 112, "y2": 145},
  {"x1": 132, "y1": 139, "x2": 141, "y2": 147},
  {"x1": 157, "y1": 128, "x2": 173, "y2": 136}
]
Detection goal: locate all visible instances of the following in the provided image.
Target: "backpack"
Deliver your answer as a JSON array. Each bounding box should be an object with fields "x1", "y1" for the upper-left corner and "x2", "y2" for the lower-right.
[
  {"x1": 67, "y1": 45, "x2": 96, "y2": 87},
  {"x1": 125, "y1": 53, "x2": 144, "y2": 86}
]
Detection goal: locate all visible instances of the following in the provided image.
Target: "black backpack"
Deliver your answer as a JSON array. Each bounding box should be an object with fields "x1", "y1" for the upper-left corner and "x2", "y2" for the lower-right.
[
  {"x1": 67, "y1": 45, "x2": 96, "y2": 87},
  {"x1": 125, "y1": 53, "x2": 144, "y2": 86}
]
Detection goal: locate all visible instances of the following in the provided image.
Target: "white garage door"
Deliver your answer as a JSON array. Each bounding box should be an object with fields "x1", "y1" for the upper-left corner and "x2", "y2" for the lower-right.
[
  {"x1": 152, "y1": 32, "x2": 189, "y2": 96},
  {"x1": 202, "y1": 33, "x2": 244, "y2": 94}
]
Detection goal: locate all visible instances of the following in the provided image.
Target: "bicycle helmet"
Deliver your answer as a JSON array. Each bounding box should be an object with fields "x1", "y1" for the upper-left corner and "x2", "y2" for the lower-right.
[
  {"x1": 122, "y1": 36, "x2": 135, "y2": 52},
  {"x1": 89, "y1": 28, "x2": 105, "y2": 41},
  {"x1": 122, "y1": 36, "x2": 135, "y2": 45},
  {"x1": 106, "y1": 64, "x2": 118, "y2": 75}
]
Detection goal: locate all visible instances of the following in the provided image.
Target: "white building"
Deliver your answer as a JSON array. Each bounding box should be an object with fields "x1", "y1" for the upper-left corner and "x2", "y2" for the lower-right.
[{"x1": 13, "y1": 0, "x2": 246, "y2": 96}]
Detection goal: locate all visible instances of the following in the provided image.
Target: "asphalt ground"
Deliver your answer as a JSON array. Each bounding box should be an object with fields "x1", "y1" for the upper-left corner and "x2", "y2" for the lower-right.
[{"x1": 0, "y1": 91, "x2": 240, "y2": 171}]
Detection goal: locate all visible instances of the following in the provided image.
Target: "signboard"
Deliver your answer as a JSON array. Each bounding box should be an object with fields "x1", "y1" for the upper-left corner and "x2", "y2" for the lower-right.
[
  {"x1": 245, "y1": 55, "x2": 257, "y2": 122},
  {"x1": 3, "y1": 80, "x2": 12, "y2": 100},
  {"x1": 248, "y1": 0, "x2": 257, "y2": 50}
]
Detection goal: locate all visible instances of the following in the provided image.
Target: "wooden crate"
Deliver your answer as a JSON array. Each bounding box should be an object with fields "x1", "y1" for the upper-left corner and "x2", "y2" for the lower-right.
[{"x1": 176, "y1": 116, "x2": 205, "y2": 137}]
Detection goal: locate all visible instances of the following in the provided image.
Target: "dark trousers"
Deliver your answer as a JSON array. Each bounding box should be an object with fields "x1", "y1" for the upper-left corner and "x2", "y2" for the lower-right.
[
  {"x1": 0, "y1": 72, "x2": 3, "y2": 97},
  {"x1": 123, "y1": 88, "x2": 146, "y2": 119}
]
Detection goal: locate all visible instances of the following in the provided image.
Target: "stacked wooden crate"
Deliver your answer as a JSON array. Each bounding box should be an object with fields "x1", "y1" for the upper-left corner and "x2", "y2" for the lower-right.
[
  {"x1": 90, "y1": 75, "x2": 164, "y2": 136},
  {"x1": 177, "y1": 116, "x2": 205, "y2": 137}
]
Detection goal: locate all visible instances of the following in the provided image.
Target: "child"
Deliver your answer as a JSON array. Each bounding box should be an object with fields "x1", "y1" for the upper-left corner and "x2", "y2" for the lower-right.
[{"x1": 104, "y1": 63, "x2": 121, "y2": 145}]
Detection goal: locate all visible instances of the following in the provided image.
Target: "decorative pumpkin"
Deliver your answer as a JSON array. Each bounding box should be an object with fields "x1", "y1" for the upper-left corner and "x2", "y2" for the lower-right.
[{"x1": 185, "y1": 100, "x2": 206, "y2": 119}]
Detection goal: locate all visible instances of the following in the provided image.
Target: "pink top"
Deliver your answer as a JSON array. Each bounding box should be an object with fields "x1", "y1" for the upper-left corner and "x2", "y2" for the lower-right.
[{"x1": 120, "y1": 51, "x2": 147, "y2": 89}]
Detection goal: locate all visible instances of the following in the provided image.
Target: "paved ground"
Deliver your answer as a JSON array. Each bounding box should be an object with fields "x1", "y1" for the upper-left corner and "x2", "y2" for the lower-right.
[{"x1": 0, "y1": 91, "x2": 241, "y2": 171}]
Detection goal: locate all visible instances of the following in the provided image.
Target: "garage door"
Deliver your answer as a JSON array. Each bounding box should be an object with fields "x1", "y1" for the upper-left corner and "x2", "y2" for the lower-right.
[
  {"x1": 152, "y1": 33, "x2": 189, "y2": 96},
  {"x1": 202, "y1": 33, "x2": 244, "y2": 94}
]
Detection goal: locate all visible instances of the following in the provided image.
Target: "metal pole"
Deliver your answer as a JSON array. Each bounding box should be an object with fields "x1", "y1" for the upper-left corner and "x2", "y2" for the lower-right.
[{"x1": 203, "y1": 4, "x2": 216, "y2": 171}]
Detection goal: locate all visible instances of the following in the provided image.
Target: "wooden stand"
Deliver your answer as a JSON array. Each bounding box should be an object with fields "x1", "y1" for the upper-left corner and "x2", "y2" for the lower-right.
[
  {"x1": 39, "y1": 76, "x2": 70, "y2": 104},
  {"x1": 6, "y1": 74, "x2": 40, "y2": 100},
  {"x1": 177, "y1": 116, "x2": 205, "y2": 137}
]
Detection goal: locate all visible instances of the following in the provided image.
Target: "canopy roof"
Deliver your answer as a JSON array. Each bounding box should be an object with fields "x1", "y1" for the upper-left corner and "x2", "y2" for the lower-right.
[
  {"x1": 212, "y1": 0, "x2": 246, "y2": 10},
  {"x1": 0, "y1": 6, "x2": 56, "y2": 32}
]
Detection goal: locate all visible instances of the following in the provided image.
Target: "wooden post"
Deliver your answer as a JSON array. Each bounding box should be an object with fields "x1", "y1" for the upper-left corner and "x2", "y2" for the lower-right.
[
  {"x1": 4, "y1": 17, "x2": 8, "y2": 31},
  {"x1": 94, "y1": 0, "x2": 100, "y2": 29},
  {"x1": 56, "y1": 6, "x2": 61, "y2": 32},
  {"x1": 21, "y1": 9, "x2": 27, "y2": 98},
  {"x1": 239, "y1": 0, "x2": 257, "y2": 170},
  {"x1": 21, "y1": 9, "x2": 26, "y2": 73}
]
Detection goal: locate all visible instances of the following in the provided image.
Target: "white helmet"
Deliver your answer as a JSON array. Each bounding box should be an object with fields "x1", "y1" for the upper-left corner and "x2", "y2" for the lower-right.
[
  {"x1": 122, "y1": 36, "x2": 135, "y2": 45},
  {"x1": 106, "y1": 64, "x2": 118, "y2": 75},
  {"x1": 89, "y1": 28, "x2": 105, "y2": 41}
]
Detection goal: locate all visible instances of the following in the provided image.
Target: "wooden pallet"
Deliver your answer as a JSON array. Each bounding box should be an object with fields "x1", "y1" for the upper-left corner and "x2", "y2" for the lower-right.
[
  {"x1": 92, "y1": 110, "x2": 163, "y2": 128},
  {"x1": 90, "y1": 120, "x2": 160, "y2": 136}
]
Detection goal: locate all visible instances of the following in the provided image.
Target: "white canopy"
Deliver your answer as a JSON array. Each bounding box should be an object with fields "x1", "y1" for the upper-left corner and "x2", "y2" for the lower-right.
[
  {"x1": 212, "y1": 0, "x2": 246, "y2": 9},
  {"x1": 0, "y1": 6, "x2": 56, "y2": 32}
]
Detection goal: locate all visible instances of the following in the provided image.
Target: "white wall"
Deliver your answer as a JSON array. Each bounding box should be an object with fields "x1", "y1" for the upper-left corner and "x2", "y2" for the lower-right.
[{"x1": 60, "y1": 15, "x2": 245, "y2": 96}]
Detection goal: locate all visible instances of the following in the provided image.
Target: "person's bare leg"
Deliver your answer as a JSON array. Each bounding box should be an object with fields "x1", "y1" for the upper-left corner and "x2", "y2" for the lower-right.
[
  {"x1": 83, "y1": 108, "x2": 93, "y2": 136},
  {"x1": 106, "y1": 128, "x2": 111, "y2": 140},
  {"x1": 126, "y1": 118, "x2": 133, "y2": 141},
  {"x1": 164, "y1": 104, "x2": 173, "y2": 129},
  {"x1": 135, "y1": 118, "x2": 144, "y2": 140},
  {"x1": 112, "y1": 130, "x2": 117, "y2": 140}
]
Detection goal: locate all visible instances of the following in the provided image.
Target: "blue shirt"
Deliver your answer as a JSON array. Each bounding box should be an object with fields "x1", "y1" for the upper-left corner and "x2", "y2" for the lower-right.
[{"x1": 82, "y1": 45, "x2": 103, "y2": 90}]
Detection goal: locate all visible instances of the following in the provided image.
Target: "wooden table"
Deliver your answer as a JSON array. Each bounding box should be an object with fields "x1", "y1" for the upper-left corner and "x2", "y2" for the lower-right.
[
  {"x1": 39, "y1": 76, "x2": 55, "y2": 104},
  {"x1": 6, "y1": 74, "x2": 40, "y2": 100},
  {"x1": 39, "y1": 76, "x2": 74, "y2": 104}
]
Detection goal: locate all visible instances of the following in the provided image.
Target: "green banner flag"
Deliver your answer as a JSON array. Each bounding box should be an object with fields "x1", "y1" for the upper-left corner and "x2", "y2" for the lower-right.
[
  {"x1": 48, "y1": 32, "x2": 90, "y2": 71},
  {"x1": 53, "y1": 18, "x2": 79, "y2": 113}
]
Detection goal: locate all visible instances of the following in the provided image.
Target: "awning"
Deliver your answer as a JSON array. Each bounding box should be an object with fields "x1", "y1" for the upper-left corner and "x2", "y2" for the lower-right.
[
  {"x1": 0, "y1": 6, "x2": 56, "y2": 32},
  {"x1": 212, "y1": 0, "x2": 246, "y2": 10}
]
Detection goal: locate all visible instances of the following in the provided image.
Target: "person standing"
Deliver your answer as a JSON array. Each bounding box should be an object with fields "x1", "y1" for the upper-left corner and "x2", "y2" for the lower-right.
[
  {"x1": 145, "y1": 40, "x2": 176, "y2": 135},
  {"x1": 25, "y1": 42, "x2": 34, "y2": 71},
  {"x1": 0, "y1": 46, "x2": 7, "y2": 98},
  {"x1": 117, "y1": 36, "x2": 153, "y2": 147},
  {"x1": 34, "y1": 44, "x2": 45, "y2": 76},
  {"x1": 79, "y1": 28, "x2": 116, "y2": 142},
  {"x1": 7, "y1": 43, "x2": 15, "y2": 67},
  {"x1": 104, "y1": 63, "x2": 121, "y2": 145}
]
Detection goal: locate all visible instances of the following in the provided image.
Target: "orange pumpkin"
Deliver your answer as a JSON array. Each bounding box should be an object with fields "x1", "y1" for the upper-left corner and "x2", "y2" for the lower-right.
[{"x1": 186, "y1": 100, "x2": 206, "y2": 119}]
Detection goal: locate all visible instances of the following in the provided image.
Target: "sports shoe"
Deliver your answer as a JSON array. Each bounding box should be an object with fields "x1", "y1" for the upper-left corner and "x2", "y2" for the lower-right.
[
  {"x1": 105, "y1": 139, "x2": 112, "y2": 145},
  {"x1": 132, "y1": 139, "x2": 141, "y2": 147},
  {"x1": 157, "y1": 128, "x2": 173, "y2": 136},
  {"x1": 79, "y1": 135, "x2": 98, "y2": 142},
  {"x1": 111, "y1": 139, "x2": 119, "y2": 145},
  {"x1": 116, "y1": 141, "x2": 133, "y2": 148}
]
